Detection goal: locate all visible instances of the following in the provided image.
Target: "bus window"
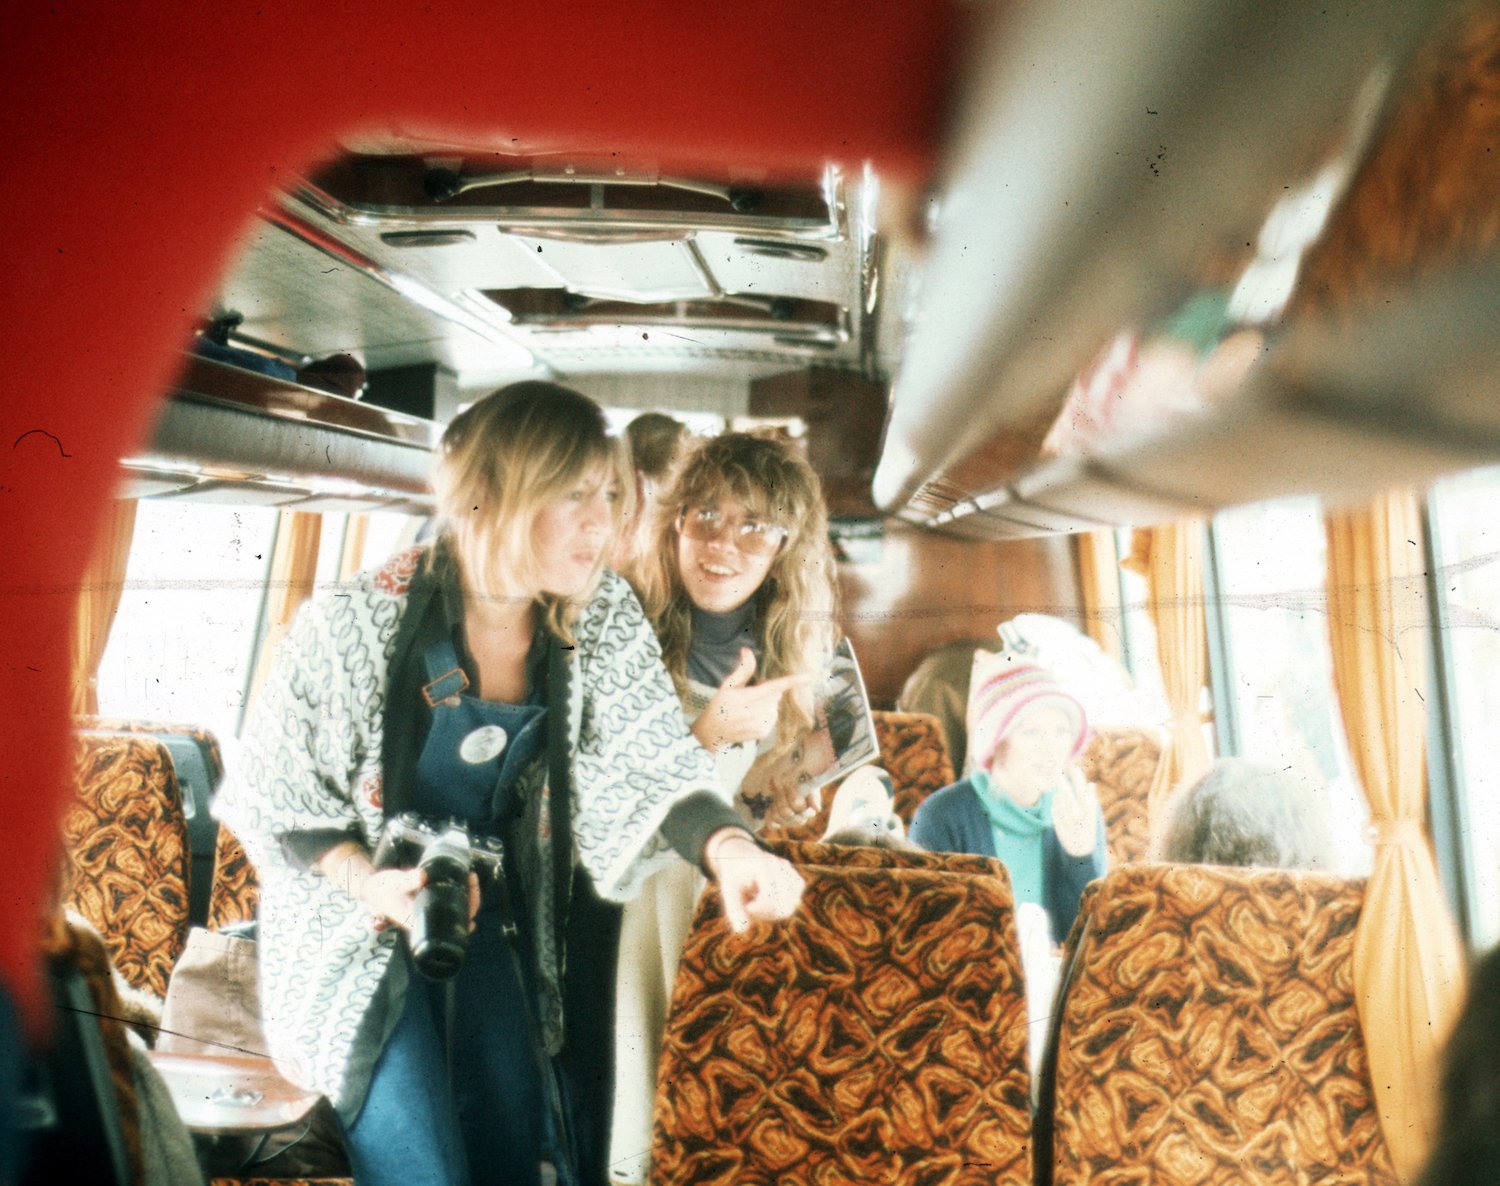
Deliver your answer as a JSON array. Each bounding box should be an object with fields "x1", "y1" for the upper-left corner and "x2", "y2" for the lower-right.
[
  {"x1": 1427, "y1": 465, "x2": 1500, "y2": 948},
  {"x1": 95, "y1": 500, "x2": 277, "y2": 745},
  {"x1": 1208, "y1": 498, "x2": 1367, "y2": 875}
]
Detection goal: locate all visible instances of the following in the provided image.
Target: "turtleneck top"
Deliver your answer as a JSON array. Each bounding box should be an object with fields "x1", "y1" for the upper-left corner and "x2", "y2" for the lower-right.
[{"x1": 685, "y1": 599, "x2": 759, "y2": 687}]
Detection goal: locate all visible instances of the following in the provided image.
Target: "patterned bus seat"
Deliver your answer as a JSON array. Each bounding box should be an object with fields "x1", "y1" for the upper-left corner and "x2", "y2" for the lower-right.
[
  {"x1": 207, "y1": 824, "x2": 260, "y2": 931},
  {"x1": 651, "y1": 862, "x2": 1031, "y2": 1186},
  {"x1": 63, "y1": 733, "x2": 190, "y2": 1000},
  {"x1": 1079, "y1": 726, "x2": 1164, "y2": 866},
  {"x1": 1039, "y1": 863, "x2": 1396, "y2": 1185},
  {"x1": 77, "y1": 716, "x2": 225, "y2": 927}
]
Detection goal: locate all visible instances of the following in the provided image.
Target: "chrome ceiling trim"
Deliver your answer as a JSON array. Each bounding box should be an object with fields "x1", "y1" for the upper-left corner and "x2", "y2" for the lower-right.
[{"x1": 290, "y1": 164, "x2": 849, "y2": 242}]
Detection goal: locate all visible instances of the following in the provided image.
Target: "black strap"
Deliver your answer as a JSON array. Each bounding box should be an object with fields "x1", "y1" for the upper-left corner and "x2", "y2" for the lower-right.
[{"x1": 490, "y1": 867, "x2": 579, "y2": 1186}]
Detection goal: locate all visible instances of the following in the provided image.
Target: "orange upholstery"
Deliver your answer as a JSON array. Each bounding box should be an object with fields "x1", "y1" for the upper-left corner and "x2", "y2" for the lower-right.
[
  {"x1": 1041, "y1": 864, "x2": 1396, "y2": 1185},
  {"x1": 772, "y1": 709, "x2": 956, "y2": 842},
  {"x1": 76, "y1": 715, "x2": 226, "y2": 927},
  {"x1": 651, "y1": 862, "x2": 1031, "y2": 1186},
  {"x1": 76, "y1": 716, "x2": 225, "y2": 785},
  {"x1": 207, "y1": 825, "x2": 260, "y2": 931},
  {"x1": 768, "y1": 836, "x2": 1004, "y2": 879},
  {"x1": 1079, "y1": 726, "x2": 1164, "y2": 866},
  {"x1": 62, "y1": 733, "x2": 190, "y2": 999}
]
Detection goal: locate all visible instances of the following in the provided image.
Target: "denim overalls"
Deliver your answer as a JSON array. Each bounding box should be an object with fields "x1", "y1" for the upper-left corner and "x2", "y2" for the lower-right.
[{"x1": 344, "y1": 634, "x2": 574, "y2": 1186}]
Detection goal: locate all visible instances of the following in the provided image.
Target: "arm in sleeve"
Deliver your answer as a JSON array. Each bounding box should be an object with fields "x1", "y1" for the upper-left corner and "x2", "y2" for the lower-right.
[
  {"x1": 909, "y1": 790, "x2": 962, "y2": 854},
  {"x1": 569, "y1": 577, "x2": 729, "y2": 899},
  {"x1": 212, "y1": 592, "x2": 378, "y2": 877}
]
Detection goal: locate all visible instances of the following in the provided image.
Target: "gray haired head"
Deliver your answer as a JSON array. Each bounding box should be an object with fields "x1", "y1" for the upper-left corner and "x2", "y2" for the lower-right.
[{"x1": 1161, "y1": 758, "x2": 1334, "y2": 870}]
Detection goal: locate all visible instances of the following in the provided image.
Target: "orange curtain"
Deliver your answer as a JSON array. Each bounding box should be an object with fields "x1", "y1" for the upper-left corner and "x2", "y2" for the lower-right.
[
  {"x1": 339, "y1": 514, "x2": 370, "y2": 581},
  {"x1": 1325, "y1": 490, "x2": 1465, "y2": 1182},
  {"x1": 1075, "y1": 531, "x2": 1124, "y2": 663},
  {"x1": 249, "y1": 511, "x2": 323, "y2": 696},
  {"x1": 1123, "y1": 520, "x2": 1211, "y2": 825},
  {"x1": 70, "y1": 499, "x2": 138, "y2": 716}
]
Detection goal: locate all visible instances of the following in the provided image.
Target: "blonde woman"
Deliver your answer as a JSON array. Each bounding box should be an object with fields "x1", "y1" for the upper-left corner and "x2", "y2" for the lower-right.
[
  {"x1": 215, "y1": 385, "x2": 804, "y2": 1186},
  {"x1": 610, "y1": 432, "x2": 840, "y2": 1184}
]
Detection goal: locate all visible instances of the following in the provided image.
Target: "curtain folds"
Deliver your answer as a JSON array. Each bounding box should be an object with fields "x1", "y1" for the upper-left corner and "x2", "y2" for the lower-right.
[
  {"x1": 1123, "y1": 521, "x2": 1211, "y2": 827},
  {"x1": 249, "y1": 511, "x2": 323, "y2": 697},
  {"x1": 1324, "y1": 490, "x2": 1465, "y2": 1183},
  {"x1": 1075, "y1": 531, "x2": 1124, "y2": 663},
  {"x1": 71, "y1": 499, "x2": 139, "y2": 716}
]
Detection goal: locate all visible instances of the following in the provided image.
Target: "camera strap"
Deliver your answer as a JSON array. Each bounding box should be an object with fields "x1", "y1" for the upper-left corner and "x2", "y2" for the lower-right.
[{"x1": 489, "y1": 867, "x2": 580, "y2": 1186}]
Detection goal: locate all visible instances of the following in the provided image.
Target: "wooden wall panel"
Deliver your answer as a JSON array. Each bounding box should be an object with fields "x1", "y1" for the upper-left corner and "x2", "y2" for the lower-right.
[{"x1": 838, "y1": 526, "x2": 1083, "y2": 707}]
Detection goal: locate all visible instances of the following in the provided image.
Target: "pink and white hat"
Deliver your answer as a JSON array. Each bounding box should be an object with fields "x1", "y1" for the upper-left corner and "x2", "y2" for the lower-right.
[{"x1": 967, "y1": 653, "x2": 1089, "y2": 773}]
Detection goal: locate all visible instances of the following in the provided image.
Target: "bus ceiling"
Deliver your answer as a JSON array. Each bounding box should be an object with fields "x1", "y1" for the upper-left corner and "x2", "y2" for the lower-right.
[{"x1": 131, "y1": 2, "x2": 1500, "y2": 543}]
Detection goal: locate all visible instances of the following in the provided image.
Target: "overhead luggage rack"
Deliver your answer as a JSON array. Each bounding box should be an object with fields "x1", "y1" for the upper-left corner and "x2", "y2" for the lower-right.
[{"x1": 297, "y1": 154, "x2": 845, "y2": 240}]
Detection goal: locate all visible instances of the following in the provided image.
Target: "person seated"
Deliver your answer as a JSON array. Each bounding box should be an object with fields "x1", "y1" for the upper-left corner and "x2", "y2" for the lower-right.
[
  {"x1": 895, "y1": 637, "x2": 998, "y2": 775},
  {"x1": 1159, "y1": 757, "x2": 1334, "y2": 870},
  {"x1": 909, "y1": 655, "x2": 1106, "y2": 944},
  {"x1": 1417, "y1": 941, "x2": 1500, "y2": 1186}
]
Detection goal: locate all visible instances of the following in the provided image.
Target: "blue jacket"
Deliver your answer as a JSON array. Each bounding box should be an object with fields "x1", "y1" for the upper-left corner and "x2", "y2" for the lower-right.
[{"x1": 909, "y1": 776, "x2": 1105, "y2": 944}]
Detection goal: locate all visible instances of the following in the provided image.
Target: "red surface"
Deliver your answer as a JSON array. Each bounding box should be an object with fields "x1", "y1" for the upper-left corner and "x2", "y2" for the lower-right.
[{"x1": 0, "y1": 4, "x2": 955, "y2": 1029}]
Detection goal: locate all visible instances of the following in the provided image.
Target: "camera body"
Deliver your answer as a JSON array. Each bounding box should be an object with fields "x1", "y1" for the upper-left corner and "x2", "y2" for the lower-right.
[{"x1": 372, "y1": 812, "x2": 505, "y2": 980}]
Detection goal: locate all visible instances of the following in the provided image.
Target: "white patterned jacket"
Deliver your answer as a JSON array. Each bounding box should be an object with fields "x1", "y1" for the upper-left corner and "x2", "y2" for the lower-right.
[{"x1": 213, "y1": 547, "x2": 721, "y2": 1115}]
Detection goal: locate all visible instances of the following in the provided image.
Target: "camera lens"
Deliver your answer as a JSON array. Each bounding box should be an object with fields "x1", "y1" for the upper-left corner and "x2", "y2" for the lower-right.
[{"x1": 409, "y1": 845, "x2": 472, "y2": 980}]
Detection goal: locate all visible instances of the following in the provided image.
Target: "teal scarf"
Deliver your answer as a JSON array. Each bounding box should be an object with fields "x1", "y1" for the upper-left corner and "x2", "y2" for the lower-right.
[{"x1": 971, "y1": 770, "x2": 1054, "y2": 908}]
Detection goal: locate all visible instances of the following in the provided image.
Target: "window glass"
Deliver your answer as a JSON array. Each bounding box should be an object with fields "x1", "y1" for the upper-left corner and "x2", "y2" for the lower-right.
[
  {"x1": 1211, "y1": 499, "x2": 1367, "y2": 874},
  {"x1": 96, "y1": 500, "x2": 277, "y2": 744},
  {"x1": 1429, "y1": 465, "x2": 1500, "y2": 947},
  {"x1": 359, "y1": 511, "x2": 424, "y2": 572}
]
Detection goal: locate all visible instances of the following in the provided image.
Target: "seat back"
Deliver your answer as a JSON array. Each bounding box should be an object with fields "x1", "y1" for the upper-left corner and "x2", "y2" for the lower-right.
[
  {"x1": 773, "y1": 709, "x2": 957, "y2": 842},
  {"x1": 650, "y1": 861, "x2": 1031, "y2": 1186},
  {"x1": 1078, "y1": 726, "x2": 1163, "y2": 866},
  {"x1": 77, "y1": 716, "x2": 225, "y2": 927},
  {"x1": 1041, "y1": 863, "x2": 1396, "y2": 1186},
  {"x1": 22, "y1": 915, "x2": 142, "y2": 1186},
  {"x1": 63, "y1": 733, "x2": 190, "y2": 999},
  {"x1": 207, "y1": 824, "x2": 260, "y2": 931},
  {"x1": 768, "y1": 836, "x2": 1003, "y2": 879}
]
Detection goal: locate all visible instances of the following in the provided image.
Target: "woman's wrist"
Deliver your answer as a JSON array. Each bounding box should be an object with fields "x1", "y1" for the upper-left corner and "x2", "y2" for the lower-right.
[
  {"x1": 701, "y1": 826, "x2": 758, "y2": 880},
  {"x1": 318, "y1": 840, "x2": 375, "y2": 906}
]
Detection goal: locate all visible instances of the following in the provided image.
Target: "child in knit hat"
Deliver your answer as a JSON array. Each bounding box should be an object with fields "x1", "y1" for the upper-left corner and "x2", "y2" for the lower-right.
[{"x1": 909, "y1": 651, "x2": 1106, "y2": 944}]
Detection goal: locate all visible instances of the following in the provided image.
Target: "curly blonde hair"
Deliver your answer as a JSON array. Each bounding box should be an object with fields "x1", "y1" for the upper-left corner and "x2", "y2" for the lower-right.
[
  {"x1": 432, "y1": 381, "x2": 630, "y2": 641},
  {"x1": 632, "y1": 431, "x2": 840, "y2": 748}
]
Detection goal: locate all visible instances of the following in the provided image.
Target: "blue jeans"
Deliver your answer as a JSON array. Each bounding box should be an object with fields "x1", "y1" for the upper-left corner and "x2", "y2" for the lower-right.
[{"x1": 343, "y1": 919, "x2": 557, "y2": 1186}]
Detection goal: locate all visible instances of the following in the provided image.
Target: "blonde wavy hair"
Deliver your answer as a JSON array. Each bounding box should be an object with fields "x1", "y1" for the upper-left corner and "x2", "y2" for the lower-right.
[
  {"x1": 633, "y1": 431, "x2": 840, "y2": 748},
  {"x1": 431, "y1": 381, "x2": 630, "y2": 641}
]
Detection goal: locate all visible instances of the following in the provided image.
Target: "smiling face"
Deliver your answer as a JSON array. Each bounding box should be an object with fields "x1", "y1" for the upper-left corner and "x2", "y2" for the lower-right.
[
  {"x1": 531, "y1": 464, "x2": 620, "y2": 598},
  {"x1": 675, "y1": 495, "x2": 781, "y2": 613},
  {"x1": 988, "y1": 705, "x2": 1077, "y2": 807}
]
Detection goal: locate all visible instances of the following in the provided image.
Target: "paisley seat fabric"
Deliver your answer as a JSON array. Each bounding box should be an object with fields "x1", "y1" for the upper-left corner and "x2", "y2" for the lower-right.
[
  {"x1": 768, "y1": 836, "x2": 1006, "y2": 880},
  {"x1": 1079, "y1": 726, "x2": 1163, "y2": 867},
  {"x1": 1043, "y1": 863, "x2": 1396, "y2": 1185},
  {"x1": 62, "y1": 733, "x2": 190, "y2": 999},
  {"x1": 207, "y1": 824, "x2": 259, "y2": 931},
  {"x1": 774, "y1": 709, "x2": 957, "y2": 842},
  {"x1": 651, "y1": 863, "x2": 1031, "y2": 1186}
]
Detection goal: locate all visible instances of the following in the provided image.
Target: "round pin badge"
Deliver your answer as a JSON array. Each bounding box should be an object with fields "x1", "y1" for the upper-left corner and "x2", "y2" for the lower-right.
[{"x1": 459, "y1": 724, "x2": 509, "y2": 765}]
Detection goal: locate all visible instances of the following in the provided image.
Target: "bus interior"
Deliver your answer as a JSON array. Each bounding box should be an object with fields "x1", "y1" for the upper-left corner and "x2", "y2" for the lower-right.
[{"x1": 6, "y1": 2, "x2": 1500, "y2": 1183}]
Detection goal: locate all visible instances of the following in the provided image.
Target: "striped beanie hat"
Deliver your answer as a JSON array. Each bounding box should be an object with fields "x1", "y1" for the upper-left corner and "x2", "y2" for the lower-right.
[{"x1": 967, "y1": 653, "x2": 1089, "y2": 773}]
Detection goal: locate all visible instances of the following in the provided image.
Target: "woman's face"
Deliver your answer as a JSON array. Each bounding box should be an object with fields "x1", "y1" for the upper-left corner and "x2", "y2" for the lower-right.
[
  {"x1": 676, "y1": 494, "x2": 781, "y2": 613},
  {"x1": 531, "y1": 464, "x2": 620, "y2": 597},
  {"x1": 988, "y1": 705, "x2": 1076, "y2": 807}
]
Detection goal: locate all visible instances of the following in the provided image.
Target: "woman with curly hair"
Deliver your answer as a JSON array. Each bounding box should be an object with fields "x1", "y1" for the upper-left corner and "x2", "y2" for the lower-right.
[{"x1": 609, "y1": 431, "x2": 841, "y2": 1184}]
